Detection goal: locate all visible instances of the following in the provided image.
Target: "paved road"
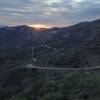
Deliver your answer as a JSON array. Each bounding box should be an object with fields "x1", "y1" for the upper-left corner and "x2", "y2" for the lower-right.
[{"x1": 26, "y1": 64, "x2": 100, "y2": 71}]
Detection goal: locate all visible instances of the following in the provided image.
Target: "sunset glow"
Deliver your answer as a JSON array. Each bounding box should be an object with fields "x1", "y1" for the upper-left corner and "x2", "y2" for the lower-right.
[{"x1": 28, "y1": 24, "x2": 51, "y2": 29}]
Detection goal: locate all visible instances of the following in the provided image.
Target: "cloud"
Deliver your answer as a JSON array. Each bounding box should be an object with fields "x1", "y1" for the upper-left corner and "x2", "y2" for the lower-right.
[{"x1": 0, "y1": 0, "x2": 100, "y2": 27}]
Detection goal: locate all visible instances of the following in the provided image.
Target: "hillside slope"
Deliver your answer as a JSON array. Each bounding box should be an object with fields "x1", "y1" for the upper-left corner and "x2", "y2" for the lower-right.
[{"x1": 0, "y1": 19, "x2": 100, "y2": 67}]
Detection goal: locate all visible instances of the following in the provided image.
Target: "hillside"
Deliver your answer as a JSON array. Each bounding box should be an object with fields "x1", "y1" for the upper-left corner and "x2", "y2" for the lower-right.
[
  {"x1": 0, "y1": 19, "x2": 100, "y2": 100},
  {"x1": 0, "y1": 19, "x2": 100, "y2": 68},
  {"x1": 1, "y1": 65, "x2": 100, "y2": 100}
]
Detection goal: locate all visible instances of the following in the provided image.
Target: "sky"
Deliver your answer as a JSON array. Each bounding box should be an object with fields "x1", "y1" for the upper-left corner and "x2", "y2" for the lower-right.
[{"x1": 0, "y1": 0, "x2": 100, "y2": 27}]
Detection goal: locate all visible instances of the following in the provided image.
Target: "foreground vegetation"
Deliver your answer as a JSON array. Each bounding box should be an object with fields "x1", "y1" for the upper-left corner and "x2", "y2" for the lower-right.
[{"x1": 1, "y1": 63, "x2": 100, "y2": 100}]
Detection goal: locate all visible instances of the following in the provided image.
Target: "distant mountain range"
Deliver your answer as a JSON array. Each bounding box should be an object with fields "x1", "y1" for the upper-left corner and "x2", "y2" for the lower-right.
[
  {"x1": 0, "y1": 19, "x2": 100, "y2": 68},
  {"x1": 0, "y1": 25, "x2": 7, "y2": 28}
]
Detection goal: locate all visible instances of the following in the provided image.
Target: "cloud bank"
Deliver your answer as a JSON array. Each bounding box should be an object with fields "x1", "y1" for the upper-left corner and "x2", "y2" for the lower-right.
[{"x1": 0, "y1": 0, "x2": 100, "y2": 27}]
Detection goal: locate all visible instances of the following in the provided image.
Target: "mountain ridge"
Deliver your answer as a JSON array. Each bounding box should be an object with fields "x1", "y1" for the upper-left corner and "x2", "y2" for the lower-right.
[{"x1": 0, "y1": 19, "x2": 100, "y2": 68}]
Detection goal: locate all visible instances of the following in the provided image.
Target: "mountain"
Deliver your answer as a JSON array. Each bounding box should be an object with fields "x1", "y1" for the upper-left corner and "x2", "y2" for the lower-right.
[
  {"x1": 1, "y1": 19, "x2": 100, "y2": 100},
  {"x1": 0, "y1": 25, "x2": 7, "y2": 28},
  {"x1": 0, "y1": 25, "x2": 49, "y2": 63},
  {"x1": 0, "y1": 19, "x2": 100, "y2": 68}
]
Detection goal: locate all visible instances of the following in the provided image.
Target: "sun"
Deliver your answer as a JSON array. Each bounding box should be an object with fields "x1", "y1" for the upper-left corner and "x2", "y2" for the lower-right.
[{"x1": 28, "y1": 24, "x2": 51, "y2": 29}]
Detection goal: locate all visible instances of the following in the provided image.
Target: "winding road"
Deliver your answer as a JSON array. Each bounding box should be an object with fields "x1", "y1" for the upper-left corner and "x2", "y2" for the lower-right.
[{"x1": 26, "y1": 64, "x2": 100, "y2": 71}]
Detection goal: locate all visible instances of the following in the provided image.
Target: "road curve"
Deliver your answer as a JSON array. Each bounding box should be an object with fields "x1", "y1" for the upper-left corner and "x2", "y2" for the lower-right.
[{"x1": 26, "y1": 64, "x2": 100, "y2": 71}]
